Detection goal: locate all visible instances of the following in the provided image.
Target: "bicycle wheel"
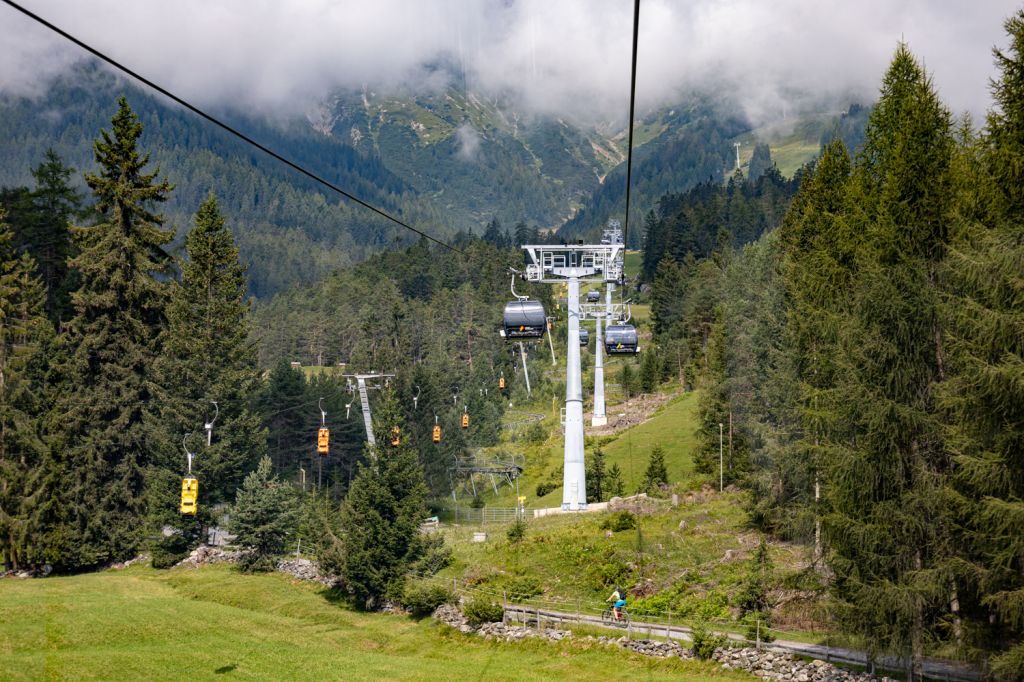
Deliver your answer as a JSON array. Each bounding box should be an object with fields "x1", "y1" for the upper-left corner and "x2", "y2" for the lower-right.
[
  {"x1": 600, "y1": 608, "x2": 612, "y2": 625},
  {"x1": 619, "y1": 610, "x2": 631, "y2": 627}
]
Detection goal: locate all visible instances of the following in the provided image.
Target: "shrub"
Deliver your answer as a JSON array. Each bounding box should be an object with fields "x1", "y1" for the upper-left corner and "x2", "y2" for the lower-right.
[
  {"x1": 599, "y1": 511, "x2": 637, "y2": 532},
  {"x1": 402, "y1": 583, "x2": 455, "y2": 618},
  {"x1": 470, "y1": 495, "x2": 485, "y2": 509},
  {"x1": 151, "y1": 533, "x2": 191, "y2": 569},
  {"x1": 501, "y1": 574, "x2": 542, "y2": 602},
  {"x1": 463, "y1": 597, "x2": 504, "y2": 626},
  {"x1": 506, "y1": 518, "x2": 527, "y2": 544},
  {"x1": 743, "y1": 611, "x2": 775, "y2": 643},
  {"x1": 690, "y1": 621, "x2": 727, "y2": 660},
  {"x1": 410, "y1": 533, "x2": 453, "y2": 576},
  {"x1": 535, "y1": 481, "x2": 557, "y2": 497}
]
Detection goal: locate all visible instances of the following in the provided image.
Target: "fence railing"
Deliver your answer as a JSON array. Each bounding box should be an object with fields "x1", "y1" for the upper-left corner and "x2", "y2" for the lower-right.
[{"x1": 436, "y1": 507, "x2": 524, "y2": 525}]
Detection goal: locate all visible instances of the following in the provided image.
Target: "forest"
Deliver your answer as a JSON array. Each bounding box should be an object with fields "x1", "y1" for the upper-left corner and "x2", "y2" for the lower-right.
[{"x1": 639, "y1": 21, "x2": 1024, "y2": 679}]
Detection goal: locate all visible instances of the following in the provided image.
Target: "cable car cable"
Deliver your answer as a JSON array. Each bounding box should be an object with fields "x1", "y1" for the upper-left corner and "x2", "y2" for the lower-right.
[
  {"x1": 621, "y1": 0, "x2": 641, "y2": 251},
  {"x1": 0, "y1": 0, "x2": 463, "y2": 255}
]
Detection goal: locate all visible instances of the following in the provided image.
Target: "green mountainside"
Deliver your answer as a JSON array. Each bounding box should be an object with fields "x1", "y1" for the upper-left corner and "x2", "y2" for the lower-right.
[{"x1": 0, "y1": 62, "x2": 849, "y2": 296}]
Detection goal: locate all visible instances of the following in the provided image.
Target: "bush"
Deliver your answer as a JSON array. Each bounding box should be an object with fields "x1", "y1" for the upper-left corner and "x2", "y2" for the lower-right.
[
  {"x1": 743, "y1": 611, "x2": 775, "y2": 643},
  {"x1": 501, "y1": 574, "x2": 542, "y2": 602},
  {"x1": 535, "y1": 481, "x2": 556, "y2": 497},
  {"x1": 470, "y1": 495, "x2": 485, "y2": 509},
  {"x1": 402, "y1": 583, "x2": 455, "y2": 618},
  {"x1": 599, "y1": 511, "x2": 637, "y2": 532},
  {"x1": 151, "y1": 533, "x2": 191, "y2": 569},
  {"x1": 410, "y1": 533, "x2": 453, "y2": 576},
  {"x1": 691, "y1": 621, "x2": 727, "y2": 660},
  {"x1": 506, "y1": 518, "x2": 527, "y2": 544},
  {"x1": 463, "y1": 597, "x2": 505, "y2": 626}
]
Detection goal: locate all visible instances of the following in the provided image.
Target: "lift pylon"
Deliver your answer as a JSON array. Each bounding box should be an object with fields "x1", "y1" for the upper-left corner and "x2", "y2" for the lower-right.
[
  {"x1": 343, "y1": 372, "x2": 395, "y2": 446},
  {"x1": 520, "y1": 242, "x2": 623, "y2": 511}
]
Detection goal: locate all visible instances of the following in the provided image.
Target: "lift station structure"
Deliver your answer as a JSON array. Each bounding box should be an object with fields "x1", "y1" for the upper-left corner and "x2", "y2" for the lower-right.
[{"x1": 521, "y1": 241, "x2": 624, "y2": 510}]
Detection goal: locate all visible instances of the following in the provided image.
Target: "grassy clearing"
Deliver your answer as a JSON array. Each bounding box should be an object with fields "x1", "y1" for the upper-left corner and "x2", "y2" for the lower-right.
[
  {"x1": 0, "y1": 564, "x2": 749, "y2": 681},
  {"x1": 599, "y1": 391, "x2": 701, "y2": 493}
]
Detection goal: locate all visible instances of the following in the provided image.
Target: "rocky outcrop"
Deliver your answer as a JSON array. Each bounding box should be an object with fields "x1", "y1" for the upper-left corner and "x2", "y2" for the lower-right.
[
  {"x1": 433, "y1": 603, "x2": 475, "y2": 633},
  {"x1": 276, "y1": 558, "x2": 339, "y2": 587},
  {"x1": 175, "y1": 545, "x2": 242, "y2": 567}
]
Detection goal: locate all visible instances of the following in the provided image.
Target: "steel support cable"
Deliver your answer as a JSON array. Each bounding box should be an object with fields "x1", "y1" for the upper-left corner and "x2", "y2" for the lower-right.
[
  {"x1": 0, "y1": 0, "x2": 462, "y2": 254},
  {"x1": 621, "y1": 0, "x2": 641, "y2": 250}
]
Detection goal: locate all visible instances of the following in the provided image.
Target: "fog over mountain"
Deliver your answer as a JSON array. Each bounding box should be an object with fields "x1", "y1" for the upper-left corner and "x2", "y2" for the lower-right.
[{"x1": 1, "y1": 0, "x2": 1020, "y2": 125}]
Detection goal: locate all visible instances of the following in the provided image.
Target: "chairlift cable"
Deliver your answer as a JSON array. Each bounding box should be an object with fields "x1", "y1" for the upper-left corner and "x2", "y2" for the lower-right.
[{"x1": 621, "y1": 0, "x2": 641, "y2": 251}]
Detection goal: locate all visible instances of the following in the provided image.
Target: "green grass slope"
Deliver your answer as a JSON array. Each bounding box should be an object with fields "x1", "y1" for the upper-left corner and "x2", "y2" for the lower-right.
[{"x1": 0, "y1": 564, "x2": 749, "y2": 681}]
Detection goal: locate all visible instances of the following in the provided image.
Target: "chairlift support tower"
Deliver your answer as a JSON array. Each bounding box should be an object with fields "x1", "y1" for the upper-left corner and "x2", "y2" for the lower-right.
[
  {"x1": 344, "y1": 372, "x2": 394, "y2": 446},
  {"x1": 521, "y1": 242, "x2": 624, "y2": 510},
  {"x1": 592, "y1": 221, "x2": 625, "y2": 427}
]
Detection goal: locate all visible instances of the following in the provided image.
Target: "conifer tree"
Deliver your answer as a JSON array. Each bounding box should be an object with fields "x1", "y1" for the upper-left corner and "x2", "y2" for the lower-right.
[
  {"x1": 641, "y1": 445, "x2": 669, "y2": 493},
  {"x1": 0, "y1": 211, "x2": 50, "y2": 569},
  {"x1": 27, "y1": 150, "x2": 81, "y2": 324},
  {"x1": 35, "y1": 97, "x2": 174, "y2": 569},
  {"x1": 650, "y1": 257, "x2": 686, "y2": 336},
  {"x1": 326, "y1": 393, "x2": 428, "y2": 609},
  {"x1": 151, "y1": 195, "x2": 266, "y2": 524},
  {"x1": 822, "y1": 45, "x2": 956, "y2": 677},
  {"x1": 586, "y1": 446, "x2": 607, "y2": 502},
  {"x1": 260, "y1": 359, "x2": 309, "y2": 473},
  {"x1": 942, "y1": 11, "x2": 1024, "y2": 673},
  {"x1": 606, "y1": 463, "x2": 625, "y2": 498},
  {"x1": 231, "y1": 455, "x2": 298, "y2": 571}
]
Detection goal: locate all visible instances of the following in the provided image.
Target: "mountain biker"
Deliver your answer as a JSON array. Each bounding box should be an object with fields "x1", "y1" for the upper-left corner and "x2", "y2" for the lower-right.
[{"x1": 606, "y1": 586, "x2": 627, "y2": 621}]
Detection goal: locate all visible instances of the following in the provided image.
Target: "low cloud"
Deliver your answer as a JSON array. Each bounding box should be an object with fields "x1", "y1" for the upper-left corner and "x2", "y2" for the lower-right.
[
  {"x1": 455, "y1": 123, "x2": 481, "y2": 161},
  {"x1": 0, "y1": 1, "x2": 1019, "y2": 125}
]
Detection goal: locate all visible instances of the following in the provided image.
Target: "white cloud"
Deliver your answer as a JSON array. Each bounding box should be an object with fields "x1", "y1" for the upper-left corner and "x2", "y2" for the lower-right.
[
  {"x1": 455, "y1": 123, "x2": 481, "y2": 161},
  {"x1": 0, "y1": 0, "x2": 1019, "y2": 123}
]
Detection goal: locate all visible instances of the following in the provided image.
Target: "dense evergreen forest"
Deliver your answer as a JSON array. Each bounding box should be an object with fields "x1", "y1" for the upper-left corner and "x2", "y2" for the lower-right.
[{"x1": 639, "y1": 20, "x2": 1024, "y2": 679}]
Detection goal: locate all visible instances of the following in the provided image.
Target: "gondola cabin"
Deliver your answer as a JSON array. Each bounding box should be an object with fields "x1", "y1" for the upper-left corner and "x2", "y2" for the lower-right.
[
  {"x1": 586, "y1": 290, "x2": 601, "y2": 303},
  {"x1": 499, "y1": 376, "x2": 506, "y2": 390},
  {"x1": 432, "y1": 424, "x2": 441, "y2": 443},
  {"x1": 502, "y1": 300, "x2": 547, "y2": 340},
  {"x1": 605, "y1": 324, "x2": 639, "y2": 354},
  {"x1": 579, "y1": 329, "x2": 589, "y2": 346},
  {"x1": 390, "y1": 426, "x2": 401, "y2": 447},
  {"x1": 461, "y1": 413, "x2": 470, "y2": 429},
  {"x1": 317, "y1": 427, "x2": 329, "y2": 455},
  {"x1": 180, "y1": 477, "x2": 198, "y2": 515}
]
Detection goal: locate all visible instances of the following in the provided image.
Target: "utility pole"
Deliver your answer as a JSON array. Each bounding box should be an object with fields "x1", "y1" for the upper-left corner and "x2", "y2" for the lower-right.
[{"x1": 719, "y1": 422, "x2": 724, "y2": 492}]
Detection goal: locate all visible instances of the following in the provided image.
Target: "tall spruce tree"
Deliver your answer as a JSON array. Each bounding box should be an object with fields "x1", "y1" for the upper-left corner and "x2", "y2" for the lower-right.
[
  {"x1": 775, "y1": 139, "x2": 853, "y2": 555},
  {"x1": 941, "y1": 11, "x2": 1024, "y2": 674},
  {"x1": 0, "y1": 212, "x2": 50, "y2": 570},
  {"x1": 151, "y1": 195, "x2": 266, "y2": 526},
  {"x1": 35, "y1": 97, "x2": 174, "y2": 569},
  {"x1": 324, "y1": 393, "x2": 428, "y2": 609},
  {"x1": 822, "y1": 45, "x2": 956, "y2": 677},
  {"x1": 28, "y1": 150, "x2": 81, "y2": 324}
]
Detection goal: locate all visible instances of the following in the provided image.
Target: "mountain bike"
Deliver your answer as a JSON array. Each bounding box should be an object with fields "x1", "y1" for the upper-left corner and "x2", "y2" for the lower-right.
[{"x1": 601, "y1": 604, "x2": 631, "y2": 627}]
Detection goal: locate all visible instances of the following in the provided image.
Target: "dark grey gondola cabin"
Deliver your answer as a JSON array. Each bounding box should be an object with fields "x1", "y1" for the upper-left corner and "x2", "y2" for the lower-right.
[
  {"x1": 605, "y1": 324, "x2": 639, "y2": 354},
  {"x1": 579, "y1": 329, "x2": 589, "y2": 346},
  {"x1": 502, "y1": 300, "x2": 547, "y2": 340}
]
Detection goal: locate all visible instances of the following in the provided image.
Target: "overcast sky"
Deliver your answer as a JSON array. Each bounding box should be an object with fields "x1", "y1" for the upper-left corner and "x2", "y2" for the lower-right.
[{"x1": 1, "y1": 0, "x2": 1021, "y2": 124}]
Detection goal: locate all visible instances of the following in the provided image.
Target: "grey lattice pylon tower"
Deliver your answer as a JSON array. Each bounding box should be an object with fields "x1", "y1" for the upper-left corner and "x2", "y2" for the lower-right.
[
  {"x1": 521, "y1": 243, "x2": 623, "y2": 510},
  {"x1": 344, "y1": 372, "x2": 394, "y2": 446}
]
